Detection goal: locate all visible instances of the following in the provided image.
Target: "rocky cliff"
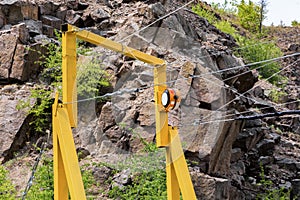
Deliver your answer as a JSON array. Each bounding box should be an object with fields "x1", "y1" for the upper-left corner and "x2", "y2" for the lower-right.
[{"x1": 0, "y1": 0, "x2": 299, "y2": 199}]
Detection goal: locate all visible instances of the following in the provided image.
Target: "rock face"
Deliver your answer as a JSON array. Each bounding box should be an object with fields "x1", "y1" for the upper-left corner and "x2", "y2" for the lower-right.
[
  {"x1": 0, "y1": 84, "x2": 33, "y2": 163},
  {"x1": 0, "y1": 23, "x2": 41, "y2": 82},
  {"x1": 4, "y1": 0, "x2": 299, "y2": 199}
]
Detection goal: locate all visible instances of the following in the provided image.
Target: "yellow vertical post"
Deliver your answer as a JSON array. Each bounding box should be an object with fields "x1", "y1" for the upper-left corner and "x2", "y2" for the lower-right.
[
  {"x1": 153, "y1": 62, "x2": 196, "y2": 199},
  {"x1": 154, "y1": 64, "x2": 169, "y2": 147},
  {"x1": 62, "y1": 24, "x2": 77, "y2": 127}
]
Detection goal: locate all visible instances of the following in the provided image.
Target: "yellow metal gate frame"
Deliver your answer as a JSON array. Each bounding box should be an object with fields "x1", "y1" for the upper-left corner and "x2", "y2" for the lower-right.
[{"x1": 52, "y1": 24, "x2": 196, "y2": 199}]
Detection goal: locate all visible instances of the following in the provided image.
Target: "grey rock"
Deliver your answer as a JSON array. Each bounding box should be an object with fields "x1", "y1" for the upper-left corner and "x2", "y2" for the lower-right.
[
  {"x1": 258, "y1": 156, "x2": 274, "y2": 165},
  {"x1": 268, "y1": 132, "x2": 281, "y2": 143},
  {"x1": 90, "y1": 8, "x2": 110, "y2": 22},
  {"x1": 42, "y1": 24, "x2": 55, "y2": 37},
  {"x1": 39, "y1": 2, "x2": 60, "y2": 15},
  {"x1": 291, "y1": 179, "x2": 300, "y2": 200},
  {"x1": 256, "y1": 139, "x2": 275, "y2": 155},
  {"x1": 231, "y1": 160, "x2": 246, "y2": 175},
  {"x1": 41, "y1": 15, "x2": 62, "y2": 29},
  {"x1": 24, "y1": 20, "x2": 43, "y2": 36},
  {"x1": 112, "y1": 169, "x2": 131, "y2": 189},
  {"x1": 276, "y1": 158, "x2": 299, "y2": 171},
  {"x1": 148, "y1": 2, "x2": 166, "y2": 18},
  {"x1": 93, "y1": 166, "x2": 112, "y2": 184},
  {"x1": 191, "y1": 171, "x2": 230, "y2": 200},
  {"x1": 279, "y1": 181, "x2": 292, "y2": 191},
  {"x1": 231, "y1": 148, "x2": 242, "y2": 162},
  {"x1": 233, "y1": 127, "x2": 264, "y2": 152}
]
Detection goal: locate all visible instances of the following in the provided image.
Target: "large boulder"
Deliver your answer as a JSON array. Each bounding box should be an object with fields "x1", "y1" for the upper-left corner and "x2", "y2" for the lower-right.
[
  {"x1": 0, "y1": 23, "x2": 41, "y2": 82},
  {"x1": 0, "y1": 0, "x2": 38, "y2": 27},
  {"x1": 0, "y1": 84, "x2": 32, "y2": 163}
]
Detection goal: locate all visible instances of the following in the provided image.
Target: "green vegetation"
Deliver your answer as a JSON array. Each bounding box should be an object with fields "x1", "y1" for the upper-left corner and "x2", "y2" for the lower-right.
[
  {"x1": 236, "y1": 0, "x2": 261, "y2": 33},
  {"x1": 16, "y1": 32, "x2": 62, "y2": 133},
  {"x1": 108, "y1": 169, "x2": 167, "y2": 200},
  {"x1": 192, "y1": 1, "x2": 284, "y2": 86},
  {"x1": 0, "y1": 166, "x2": 16, "y2": 200},
  {"x1": 235, "y1": 37, "x2": 284, "y2": 84},
  {"x1": 25, "y1": 156, "x2": 96, "y2": 200},
  {"x1": 77, "y1": 55, "x2": 111, "y2": 99},
  {"x1": 268, "y1": 88, "x2": 287, "y2": 103},
  {"x1": 17, "y1": 32, "x2": 111, "y2": 133},
  {"x1": 26, "y1": 157, "x2": 53, "y2": 199},
  {"x1": 215, "y1": 20, "x2": 237, "y2": 36},
  {"x1": 291, "y1": 20, "x2": 300, "y2": 27},
  {"x1": 192, "y1": 4, "x2": 218, "y2": 24},
  {"x1": 256, "y1": 164, "x2": 291, "y2": 200}
]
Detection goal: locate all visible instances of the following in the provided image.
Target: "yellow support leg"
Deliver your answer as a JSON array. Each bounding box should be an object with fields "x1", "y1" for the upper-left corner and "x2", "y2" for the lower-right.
[
  {"x1": 53, "y1": 104, "x2": 86, "y2": 200},
  {"x1": 166, "y1": 146, "x2": 180, "y2": 199},
  {"x1": 166, "y1": 126, "x2": 197, "y2": 200},
  {"x1": 53, "y1": 93, "x2": 68, "y2": 199}
]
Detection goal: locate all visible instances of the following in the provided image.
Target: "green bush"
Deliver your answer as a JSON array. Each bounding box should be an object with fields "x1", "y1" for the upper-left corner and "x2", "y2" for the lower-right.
[
  {"x1": 291, "y1": 20, "x2": 300, "y2": 27},
  {"x1": 236, "y1": 0, "x2": 261, "y2": 33},
  {"x1": 26, "y1": 157, "x2": 53, "y2": 199},
  {"x1": 26, "y1": 156, "x2": 96, "y2": 199},
  {"x1": 235, "y1": 37, "x2": 284, "y2": 84},
  {"x1": 77, "y1": 56, "x2": 111, "y2": 99},
  {"x1": 268, "y1": 88, "x2": 287, "y2": 103},
  {"x1": 257, "y1": 164, "x2": 291, "y2": 200},
  {"x1": 215, "y1": 20, "x2": 237, "y2": 36},
  {"x1": 192, "y1": 4, "x2": 218, "y2": 24},
  {"x1": 18, "y1": 33, "x2": 111, "y2": 132},
  {"x1": 17, "y1": 32, "x2": 63, "y2": 133},
  {"x1": 211, "y1": 0, "x2": 238, "y2": 15},
  {"x1": 108, "y1": 169, "x2": 167, "y2": 200},
  {"x1": 0, "y1": 166, "x2": 16, "y2": 200}
]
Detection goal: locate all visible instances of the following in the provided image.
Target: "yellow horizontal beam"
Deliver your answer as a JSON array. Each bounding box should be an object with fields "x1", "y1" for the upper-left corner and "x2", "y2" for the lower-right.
[{"x1": 62, "y1": 24, "x2": 165, "y2": 66}]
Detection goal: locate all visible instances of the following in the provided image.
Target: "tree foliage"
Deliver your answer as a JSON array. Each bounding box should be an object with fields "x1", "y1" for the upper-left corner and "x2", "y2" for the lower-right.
[
  {"x1": 237, "y1": 0, "x2": 261, "y2": 33},
  {"x1": 291, "y1": 20, "x2": 300, "y2": 27}
]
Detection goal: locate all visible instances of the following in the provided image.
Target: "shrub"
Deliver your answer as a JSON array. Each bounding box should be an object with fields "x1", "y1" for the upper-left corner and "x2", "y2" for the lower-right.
[
  {"x1": 26, "y1": 157, "x2": 54, "y2": 199},
  {"x1": 77, "y1": 55, "x2": 111, "y2": 99},
  {"x1": 236, "y1": 0, "x2": 261, "y2": 33},
  {"x1": 25, "y1": 156, "x2": 96, "y2": 199},
  {"x1": 257, "y1": 164, "x2": 291, "y2": 199},
  {"x1": 18, "y1": 33, "x2": 111, "y2": 132},
  {"x1": 268, "y1": 88, "x2": 287, "y2": 103},
  {"x1": 215, "y1": 20, "x2": 237, "y2": 36},
  {"x1": 192, "y1": 4, "x2": 218, "y2": 24},
  {"x1": 291, "y1": 20, "x2": 300, "y2": 27},
  {"x1": 0, "y1": 166, "x2": 16, "y2": 200},
  {"x1": 235, "y1": 37, "x2": 284, "y2": 84},
  {"x1": 108, "y1": 169, "x2": 167, "y2": 200}
]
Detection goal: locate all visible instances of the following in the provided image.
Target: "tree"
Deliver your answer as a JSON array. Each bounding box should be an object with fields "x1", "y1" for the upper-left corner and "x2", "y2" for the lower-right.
[
  {"x1": 237, "y1": 0, "x2": 261, "y2": 33},
  {"x1": 292, "y1": 20, "x2": 300, "y2": 27},
  {"x1": 259, "y1": 0, "x2": 268, "y2": 33}
]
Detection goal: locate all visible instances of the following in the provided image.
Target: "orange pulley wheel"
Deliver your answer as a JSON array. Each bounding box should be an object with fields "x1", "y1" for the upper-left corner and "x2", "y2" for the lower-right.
[{"x1": 161, "y1": 88, "x2": 181, "y2": 112}]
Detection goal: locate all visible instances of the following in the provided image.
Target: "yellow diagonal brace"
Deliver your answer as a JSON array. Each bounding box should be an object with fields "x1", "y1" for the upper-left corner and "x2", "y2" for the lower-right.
[
  {"x1": 54, "y1": 105, "x2": 86, "y2": 200},
  {"x1": 166, "y1": 146, "x2": 180, "y2": 199},
  {"x1": 168, "y1": 127, "x2": 196, "y2": 200},
  {"x1": 53, "y1": 103, "x2": 68, "y2": 200}
]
